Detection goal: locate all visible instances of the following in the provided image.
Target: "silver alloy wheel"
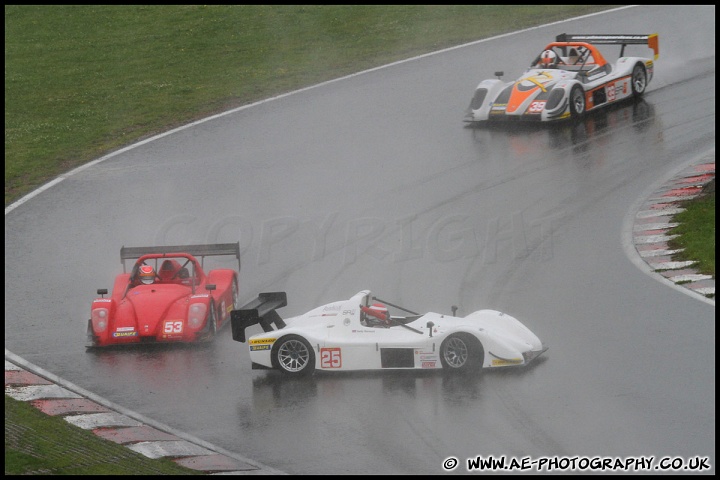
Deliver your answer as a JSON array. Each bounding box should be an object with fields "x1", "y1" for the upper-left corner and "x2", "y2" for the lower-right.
[
  {"x1": 277, "y1": 338, "x2": 311, "y2": 373},
  {"x1": 632, "y1": 64, "x2": 647, "y2": 96},
  {"x1": 442, "y1": 336, "x2": 469, "y2": 368},
  {"x1": 570, "y1": 86, "x2": 585, "y2": 116}
]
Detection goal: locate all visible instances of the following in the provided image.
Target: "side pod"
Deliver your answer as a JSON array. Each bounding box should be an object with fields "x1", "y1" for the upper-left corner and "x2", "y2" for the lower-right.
[{"x1": 231, "y1": 292, "x2": 287, "y2": 343}]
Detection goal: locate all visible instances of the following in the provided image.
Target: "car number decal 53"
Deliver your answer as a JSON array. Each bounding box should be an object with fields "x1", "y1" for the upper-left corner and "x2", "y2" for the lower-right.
[{"x1": 163, "y1": 320, "x2": 184, "y2": 334}]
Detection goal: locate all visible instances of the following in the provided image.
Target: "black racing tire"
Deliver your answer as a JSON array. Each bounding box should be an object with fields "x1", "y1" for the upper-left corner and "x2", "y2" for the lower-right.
[
  {"x1": 439, "y1": 333, "x2": 483, "y2": 373},
  {"x1": 207, "y1": 302, "x2": 217, "y2": 339},
  {"x1": 272, "y1": 335, "x2": 316, "y2": 376},
  {"x1": 631, "y1": 63, "x2": 647, "y2": 97},
  {"x1": 569, "y1": 85, "x2": 585, "y2": 118}
]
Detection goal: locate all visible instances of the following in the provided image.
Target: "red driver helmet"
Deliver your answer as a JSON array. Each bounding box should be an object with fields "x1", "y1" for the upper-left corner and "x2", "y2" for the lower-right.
[
  {"x1": 539, "y1": 49, "x2": 557, "y2": 67},
  {"x1": 366, "y1": 302, "x2": 388, "y2": 322},
  {"x1": 138, "y1": 264, "x2": 156, "y2": 285}
]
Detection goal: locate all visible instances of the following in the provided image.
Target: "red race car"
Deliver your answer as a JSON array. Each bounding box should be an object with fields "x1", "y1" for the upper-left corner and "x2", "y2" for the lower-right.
[{"x1": 86, "y1": 243, "x2": 241, "y2": 348}]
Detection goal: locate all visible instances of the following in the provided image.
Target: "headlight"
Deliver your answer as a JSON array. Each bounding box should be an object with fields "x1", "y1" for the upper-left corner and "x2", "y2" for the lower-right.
[
  {"x1": 91, "y1": 308, "x2": 108, "y2": 332},
  {"x1": 470, "y1": 88, "x2": 488, "y2": 110},
  {"x1": 545, "y1": 88, "x2": 565, "y2": 111},
  {"x1": 188, "y1": 303, "x2": 207, "y2": 328}
]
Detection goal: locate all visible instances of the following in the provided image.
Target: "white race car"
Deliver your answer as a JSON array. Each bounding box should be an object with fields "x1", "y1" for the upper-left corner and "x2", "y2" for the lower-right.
[
  {"x1": 231, "y1": 290, "x2": 547, "y2": 376},
  {"x1": 464, "y1": 33, "x2": 659, "y2": 123}
]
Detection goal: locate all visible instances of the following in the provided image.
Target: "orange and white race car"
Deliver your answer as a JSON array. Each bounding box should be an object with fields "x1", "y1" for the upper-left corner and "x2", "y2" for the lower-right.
[{"x1": 464, "y1": 33, "x2": 659, "y2": 123}]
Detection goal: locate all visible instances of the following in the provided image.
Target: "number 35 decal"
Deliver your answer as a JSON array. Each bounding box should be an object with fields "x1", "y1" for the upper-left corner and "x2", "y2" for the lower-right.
[{"x1": 320, "y1": 348, "x2": 342, "y2": 368}]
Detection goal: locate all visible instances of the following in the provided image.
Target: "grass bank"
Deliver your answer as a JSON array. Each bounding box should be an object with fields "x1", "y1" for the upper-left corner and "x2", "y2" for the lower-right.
[
  {"x1": 669, "y1": 180, "x2": 715, "y2": 279},
  {"x1": 5, "y1": 395, "x2": 202, "y2": 475},
  {"x1": 5, "y1": 4, "x2": 617, "y2": 205}
]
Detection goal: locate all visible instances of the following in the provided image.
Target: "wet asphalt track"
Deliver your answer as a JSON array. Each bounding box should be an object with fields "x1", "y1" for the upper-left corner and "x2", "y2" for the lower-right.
[{"x1": 5, "y1": 5, "x2": 715, "y2": 475}]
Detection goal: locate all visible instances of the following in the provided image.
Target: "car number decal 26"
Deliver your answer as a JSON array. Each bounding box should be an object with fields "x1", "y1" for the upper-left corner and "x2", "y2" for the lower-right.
[{"x1": 320, "y1": 348, "x2": 342, "y2": 368}]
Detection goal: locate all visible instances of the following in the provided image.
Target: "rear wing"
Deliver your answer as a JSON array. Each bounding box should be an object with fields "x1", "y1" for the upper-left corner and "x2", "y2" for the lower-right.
[
  {"x1": 556, "y1": 33, "x2": 659, "y2": 60},
  {"x1": 120, "y1": 242, "x2": 241, "y2": 272},
  {"x1": 231, "y1": 292, "x2": 288, "y2": 343}
]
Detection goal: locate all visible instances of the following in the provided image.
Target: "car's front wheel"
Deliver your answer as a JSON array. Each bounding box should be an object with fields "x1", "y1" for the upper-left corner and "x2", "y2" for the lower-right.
[
  {"x1": 439, "y1": 333, "x2": 483, "y2": 373},
  {"x1": 631, "y1": 63, "x2": 647, "y2": 97},
  {"x1": 569, "y1": 85, "x2": 585, "y2": 118},
  {"x1": 207, "y1": 303, "x2": 217, "y2": 339},
  {"x1": 272, "y1": 335, "x2": 315, "y2": 376}
]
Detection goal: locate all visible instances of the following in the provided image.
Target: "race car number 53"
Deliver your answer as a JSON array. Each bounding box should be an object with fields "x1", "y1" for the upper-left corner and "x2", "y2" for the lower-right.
[
  {"x1": 163, "y1": 321, "x2": 183, "y2": 334},
  {"x1": 320, "y1": 348, "x2": 342, "y2": 368}
]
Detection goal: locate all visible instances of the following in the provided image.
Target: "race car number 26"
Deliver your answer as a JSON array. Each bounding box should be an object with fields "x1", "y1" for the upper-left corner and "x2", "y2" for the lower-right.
[{"x1": 320, "y1": 348, "x2": 342, "y2": 368}]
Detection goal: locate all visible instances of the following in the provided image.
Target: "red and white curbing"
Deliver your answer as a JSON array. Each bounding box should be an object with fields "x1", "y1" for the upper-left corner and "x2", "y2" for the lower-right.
[
  {"x1": 5, "y1": 351, "x2": 285, "y2": 475},
  {"x1": 633, "y1": 157, "x2": 715, "y2": 298}
]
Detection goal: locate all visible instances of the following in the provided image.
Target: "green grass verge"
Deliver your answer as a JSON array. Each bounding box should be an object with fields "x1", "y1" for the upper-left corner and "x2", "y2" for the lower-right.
[
  {"x1": 5, "y1": 395, "x2": 202, "y2": 475},
  {"x1": 5, "y1": 4, "x2": 617, "y2": 205},
  {"x1": 668, "y1": 180, "x2": 716, "y2": 279}
]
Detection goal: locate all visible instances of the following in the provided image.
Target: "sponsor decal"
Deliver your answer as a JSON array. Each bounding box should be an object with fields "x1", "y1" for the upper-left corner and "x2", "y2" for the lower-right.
[
  {"x1": 320, "y1": 348, "x2": 342, "y2": 369},
  {"x1": 94, "y1": 299, "x2": 112, "y2": 303},
  {"x1": 421, "y1": 361, "x2": 436, "y2": 368},
  {"x1": 491, "y1": 358, "x2": 523, "y2": 366},
  {"x1": 573, "y1": 35, "x2": 649, "y2": 41},
  {"x1": 606, "y1": 83, "x2": 616, "y2": 102},
  {"x1": 116, "y1": 326, "x2": 135, "y2": 332},
  {"x1": 250, "y1": 338, "x2": 276, "y2": 345},
  {"x1": 323, "y1": 304, "x2": 342, "y2": 311},
  {"x1": 250, "y1": 344, "x2": 271, "y2": 351},
  {"x1": 112, "y1": 331, "x2": 138, "y2": 338},
  {"x1": 190, "y1": 294, "x2": 210, "y2": 298}
]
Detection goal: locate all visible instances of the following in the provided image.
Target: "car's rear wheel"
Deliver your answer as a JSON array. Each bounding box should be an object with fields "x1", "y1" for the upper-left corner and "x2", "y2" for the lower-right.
[
  {"x1": 569, "y1": 85, "x2": 585, "y2": 118},
  {"x1": 631, "y1": 63, "x2": 647, "y2": 97},
  {"x1": 439, "y1": 333, "x2": 483, "y2": 373},
  {"x1": 272, "y1": 335, "x2": 315, "y2": 376}
]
